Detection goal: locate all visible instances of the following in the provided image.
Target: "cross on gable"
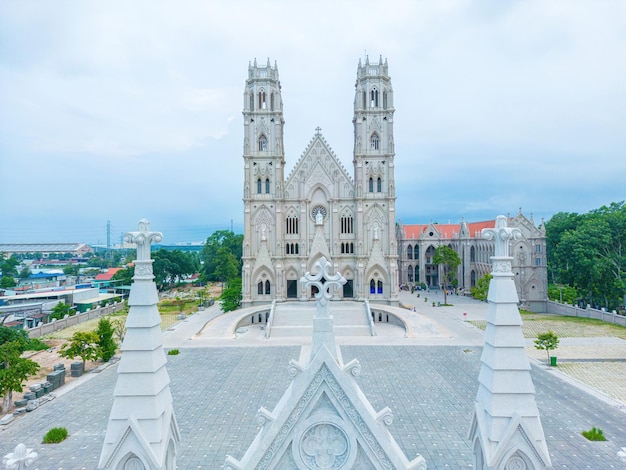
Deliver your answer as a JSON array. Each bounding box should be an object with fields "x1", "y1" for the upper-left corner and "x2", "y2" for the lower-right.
[
  {"x1": 300, "y1": 256, "x2": 346, "y2": 307},
  {"x1": 124, "y1": 219, "x2": 163, "y2": 262},
  {"x1": 315, "y1": 126, "x2": 322, "y2": 136}
]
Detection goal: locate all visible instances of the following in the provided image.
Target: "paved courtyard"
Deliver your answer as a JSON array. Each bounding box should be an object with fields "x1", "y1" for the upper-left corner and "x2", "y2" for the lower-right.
[{"x1": 1, "y1": 293, "x2": 625, "y2": 469}]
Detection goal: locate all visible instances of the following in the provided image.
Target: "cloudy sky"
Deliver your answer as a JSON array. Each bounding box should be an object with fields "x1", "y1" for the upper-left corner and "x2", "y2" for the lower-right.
[{"x1": 1, "y1": 1, "x2": 624, "y2": 245}]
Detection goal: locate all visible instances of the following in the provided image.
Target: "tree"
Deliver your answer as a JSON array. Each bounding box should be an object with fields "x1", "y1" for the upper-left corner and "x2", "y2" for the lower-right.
[
  {"x1": 152, "y1": 249, "x2": 199, "y2": 289},
  {"x1": 471, "y1": 273, "x2": 492, "y2": 301},
  {"x1": 220, "y1": 277, "x2": 242, "y2": 312},
  {"x1": 18, "y1": 266, "x2": 31, "y2": 279},
  {"x1": 201, "y1": 230, "x2": 243, "y2": 282},
  {"x1": 112, "y1": 265, "x2": 135, "y2": 286},
  {"x1": 534, "y1": 331, "x2": 559, "y2": 365},
  {"x1": 96, "y1": 318, "x2": 117, "y2": 362},
  {"x1": 0, "y1": 275, "x2": 16, "y2": 289},
  {"x1": 0, "y1": 341, "x2": 40, "y2": 413},
  {"x1": 63, "y1": 263, "x2": 79, "y2": 276},
  {"x1": 111, "y1": 317, "x2": 127, "y2": 344},
  {"x1": 49, "y1": 302, "x2": 75, "y2": 321},
  {"x1": 213, "y1": 246, "x2": 240, "y2": 285},
  {"x1": 59, "y1": 331, "x2": 99, "y2": 366},
  {"x1": 433, "y1": 245, "x2": 461, "y2": 305}
]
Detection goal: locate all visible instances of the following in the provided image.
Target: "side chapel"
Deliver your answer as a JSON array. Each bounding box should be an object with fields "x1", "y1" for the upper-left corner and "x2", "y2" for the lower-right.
[{"x1": 241, "y1": 57, "x2": 399, "y2": 307}]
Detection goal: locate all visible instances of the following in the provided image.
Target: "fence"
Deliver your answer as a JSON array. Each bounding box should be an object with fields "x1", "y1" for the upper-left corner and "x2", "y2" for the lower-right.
[
  {"x1": 26, "y1": 302, "x2": 126, "y2": 338},
  {"x1": 546, "y1": 300, "x2": 626, "y2": 327}
]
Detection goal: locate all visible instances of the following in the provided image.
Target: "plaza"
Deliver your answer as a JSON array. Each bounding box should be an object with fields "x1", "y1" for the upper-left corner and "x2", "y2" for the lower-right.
[{"x1": 1, "y1": 290, "x2": 625, "y2": 469}]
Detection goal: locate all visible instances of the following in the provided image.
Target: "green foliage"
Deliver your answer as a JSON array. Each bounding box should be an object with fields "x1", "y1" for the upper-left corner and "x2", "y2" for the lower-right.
[
  {"x1": 201, "y1": 230, "x2": 243, "y2": 283},
  {"x1": 220, "y1": 277, "x2": 242, "y2": 312},
  {"x1": 433, "y1": 246, "x2": 461, "y2": 304},
  {"x1": 581, "y1": 427, "x2": 607, "y2": 441},
  {"x1": 546, "y1": 201, "x2": 626, "y2": 311},
  {"x1": 43, "y1": 427, "x2": 69, "y2": 444},
  {"x1": 534, "y1": 331, "x2": 560, "y2": 364},
  {"x1": 0, "y1": 341, "x2": 40, "y2": 413},
  {"x1": 153, "y1": 249, "x2": 199, "y2": 289},
  {"x1": 59, "y1": 331, "x2": 99, "y2": 365},
  {"x1": 547, "y1": 284, "x2": 579, "y2": 304},
  {"x1": 471, "y1": 273, "x2": 492, "y2": 301},
  {"x1": 0, "y1": 275, "x2": 16, "y2": 288},
  {"x1": 18, "y1": 266, "x2": 31, "y2": 279},
  {"x1": 111, "y1": 318, "x2": 127, "y2": 344},
  {"x1": 49, "y1": 302, "x2": 75, "y2": 321},
  {"x1": 96, "y1": 318, "x2": 117, "y2": 362},
  {"x1": 0, "y1": 255, "x2": 19, "y2": 277},
  {"x1": 63, "y1": 263, "x2": 79, "y2": 276},
  {"x1": 112, "y1": 265, "x2": 134, "y2": 285},
  {"x1": 167, "y1": 349, "x2": 180, "y2": 355}
]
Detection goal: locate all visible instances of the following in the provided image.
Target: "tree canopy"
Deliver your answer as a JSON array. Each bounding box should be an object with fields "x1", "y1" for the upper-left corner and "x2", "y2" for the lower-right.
[
  {"x1": 433, "y1": 245, "x2": 461, "y2": 304},
  {"x1": 152, "y1": 249, "x2": 199, "y2": 289},
  {"x1": 201, "y1": 230, "x2": 243, "y2": 283},
  {"x1": 546, "y1": 201, "x2": 625, "y2": 310}
]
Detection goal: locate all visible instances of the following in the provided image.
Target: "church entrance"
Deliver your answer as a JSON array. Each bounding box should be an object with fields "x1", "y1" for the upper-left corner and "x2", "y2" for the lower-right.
[
  {"x1": 287, "y1": 280, "x2": 298, "y2": 298},
  {"x1": 343, "y1": 280, "x2": 353, "y2": 298}
]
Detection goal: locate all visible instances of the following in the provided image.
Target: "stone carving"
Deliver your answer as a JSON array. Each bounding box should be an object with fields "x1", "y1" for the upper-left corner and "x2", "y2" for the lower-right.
[
  {"x1": 2, "y1": 443, "x2": 38, "y2": 469},
  {"x1": 301, "y1": 257, "x2": 346, "y2": 308},
  {"x1": 301, "y1": 423, "x2": 349, "y2": 469},
  {"x1": 482, "y1": 215, "x2": 521, "y2": 275},
  {"x1": 124, "y1": 219, "x2": 162, "y2": 281}
]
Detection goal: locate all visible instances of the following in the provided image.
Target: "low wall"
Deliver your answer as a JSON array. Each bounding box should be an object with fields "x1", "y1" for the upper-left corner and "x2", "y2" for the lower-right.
[
  {"x1": 26, "y1": 302, "x2": 125, "y2": 338},
  {"x1": 546, "y1": 300, "x2": 626, "y2": 327}
]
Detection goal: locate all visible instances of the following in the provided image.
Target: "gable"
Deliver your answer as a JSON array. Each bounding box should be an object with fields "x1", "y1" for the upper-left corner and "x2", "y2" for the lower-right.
[{"x1": 284, "y1": 133, "x2": 354, "y2": 200}]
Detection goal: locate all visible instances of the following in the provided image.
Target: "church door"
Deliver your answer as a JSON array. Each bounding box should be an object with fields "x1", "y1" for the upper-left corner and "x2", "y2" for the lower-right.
[
  {"x1": 287, "y1": 280, "x2": 298, "y2": 298},
  {"x1": 343, "y1": 280, "x2": 353, "y2": 298}
]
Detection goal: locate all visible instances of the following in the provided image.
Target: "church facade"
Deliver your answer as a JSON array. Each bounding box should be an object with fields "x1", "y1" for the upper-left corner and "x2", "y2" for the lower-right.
[
  {"x1": 241, "y1": 57, "x2": 548, "y2": 310},
  {"x1": 241, "y1": 57, "x2": 399, "y2": 307}
]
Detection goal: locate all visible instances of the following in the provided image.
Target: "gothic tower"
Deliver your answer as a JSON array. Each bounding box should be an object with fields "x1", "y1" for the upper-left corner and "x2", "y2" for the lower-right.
[
  {"x1": 241, "y1": 59, "x2": 285, "y2": 304},
  {"x1": 352, "y1": 55, "x2": 399, "y2": 302}
]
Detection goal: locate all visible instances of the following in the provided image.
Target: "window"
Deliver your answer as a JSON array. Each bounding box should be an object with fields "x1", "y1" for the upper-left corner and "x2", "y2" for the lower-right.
[
  {"x1": 258, "y1": 135, "x2": 267, "y2": 151},
  {"x1": 370, "y1": 133, "x2": 379, "y2": 150},
  {"x1": 362, "y1": 90, "x2": 366, "y2": 109},
  {"x1": 370, "y1": 279, "x2": 375, "y2": 294},
  {"x1": 536, "y1": 245, "x2": 541, "y2": 253},
  {"x1": 265, "y1": 280, "x2": 270, "y2": 295},
  {"x1": 270, "y1": 93, "x2": 274, "y2": 111},
  {"x1": 407, "y1": 245, "x2": 413, "y2": 260},
  {"x1": 249, "y1": 93, "x2": 254, "y2": 111},
  {"x1": 408, "y1": 265, "x2": 413, "y2": 282},
  {"x1": 286, "y1": 242, "x2": 299, "y2": 255},
  {"x1": 535, "y1": 257, "x2": 541, "y2": 266},
  {"x1": 383, "y1": 91, "x2": 388, "y2": 109},
  {"x1": 370, "y1": 88, "x2": 378, "y2": 107},
  {"x1": 340, "y1": 215, "x2": 353, "y2": 234},
  {"x1": 377, "y1": 177, "x2": 382, "y2": 192},
  {"x1": 377, "y1": 280, "x2": 383, "y2": 294},
  {"x1": 368, "y1": 178, "x2": 374, "y2": 192},
  {"x1": 341, "y1": 243, "x2": 345, "y2": 254},
  {"x1": 257, "y1": 282, "x2": 263, "y2": 295},
  {"x1": 265, "y1": 178, "x2": 270, "y2": 194},
  {"x1": 286, "y1": 215, "x2": 299, "y2": 235},
  {"x1": 258, "y1": 90, "x2": 266, "y2": 109},
  {"x1": 257, "y1": 178, "x2": 262, "y2": 194}
]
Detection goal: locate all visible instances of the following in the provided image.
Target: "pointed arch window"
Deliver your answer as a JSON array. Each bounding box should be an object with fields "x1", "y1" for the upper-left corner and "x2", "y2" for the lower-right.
[
  {"x1": 377, "y1": 280, "x2": 383, "y2": 294},
  {"x1": 258, "y1": 90, "x2": 266, "y2": 109},
  {"x1": 270, "y1": 93, "x2": 274, "y2": 111},
  {"x1": 362, "y1": 90, "x2": 367, "y2": 109},
  {"x1": 249, "y1": 93, "x2": 254, "y2": 111},
  {"x1": 370, "y1": 88, "x2": 379, "y2": 108},
  {"x1": 257, "y1": 178, "x2": 262, "y2": 194},
  {"x1": 286, "y1": 215, "x2": 299, "y2": 235},
  {"x1": 368, "y1": 177, "x2": 374, "y2": 193},
  {"x1": 265, "y1": 280, "x2": 271, "y2": 294},
  {"x1": 370, "y1": 133, "x2": 379, "y2": 150},
  {"x1": 408, "y1": 265, "x2": 413, "y2": 282},
  {"x1": 257, "y1": 281, "x2": 263, "y2": 295},
  {"x1": 383, "y1": 90, "x2": 388, "y2": 109},
  {"x1": 340, "y1": 214, "x2": 353, "y2": 234},
  {"x1": 265, "y1": 178, "x2": 270, "y2": 194},
  {"x1": 370, "y1": 279, "x2": 375, "y2": 294},
  {"x1": 377, "y1": 177, "x2": 382, "y2": 192},
  {"x1": 258, "y1": 135, "x2": 268, "y2": 151},
  {"x1": 407, "y1": 245, "x2": 413, "y2": 260}
]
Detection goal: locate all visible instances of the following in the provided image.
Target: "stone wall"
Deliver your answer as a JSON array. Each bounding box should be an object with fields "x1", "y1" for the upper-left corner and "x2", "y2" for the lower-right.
[
  {"x1": 26, "y1": 302, "x2": 125, "y2": 338},
  {"x1": 546, "y1": 300, "x2": 626, "y2": 327}
]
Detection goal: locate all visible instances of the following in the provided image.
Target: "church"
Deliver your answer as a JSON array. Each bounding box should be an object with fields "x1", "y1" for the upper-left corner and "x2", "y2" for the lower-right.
[
  {"x1": 241, "y1": 56, "x2": 399, "y2": 307},
  {"x1": 241, "y1": 56, "x2": 547, "y2": 310}
]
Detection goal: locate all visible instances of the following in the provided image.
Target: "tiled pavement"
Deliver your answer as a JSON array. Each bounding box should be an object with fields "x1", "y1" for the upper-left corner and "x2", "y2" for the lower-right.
[{"x1": 1, "y1": 293, "x2": 625, "y2": 469}]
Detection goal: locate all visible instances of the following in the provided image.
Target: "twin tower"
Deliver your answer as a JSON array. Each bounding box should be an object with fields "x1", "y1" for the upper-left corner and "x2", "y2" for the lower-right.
[{"x1": 241, "y1": 57, "x2": 399, "y2": 307}]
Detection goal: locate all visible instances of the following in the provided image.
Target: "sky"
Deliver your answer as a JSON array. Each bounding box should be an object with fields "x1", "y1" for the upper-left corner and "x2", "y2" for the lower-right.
[{"x1": 1, "y1": 1, "x2": 625, "y2": 245}]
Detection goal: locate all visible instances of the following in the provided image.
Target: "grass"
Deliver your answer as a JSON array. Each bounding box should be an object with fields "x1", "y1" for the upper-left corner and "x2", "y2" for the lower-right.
[
  {"x1": 167, "y1": 349, "x2": 180, "y2": 355},
  {"x1": 581, "y1": 427, "x2": 607, "y2": 441},
  {"x1": 43, "y1": 427, "x2": 68, "y2": 444}
]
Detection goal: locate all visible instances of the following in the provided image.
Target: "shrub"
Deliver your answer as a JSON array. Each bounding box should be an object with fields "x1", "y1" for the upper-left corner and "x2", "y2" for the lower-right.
[
  {"x1": 96, "y1": 317, "x2": 117, "y2": 362},
  {"x1": 167, "y1": 349, "x2": 180, "y2": 356},
  {"x1": 581, "y1": 427, "x2": 607, "y2": 441},
  {"x1": 43, "y1": 427, "x2": 68, "y2": 444}
]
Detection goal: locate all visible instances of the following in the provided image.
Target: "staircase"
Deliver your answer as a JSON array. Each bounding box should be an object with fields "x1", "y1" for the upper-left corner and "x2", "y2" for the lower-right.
[{"x1": 269, "y1": 301, "x2": 372, "y2": 337}]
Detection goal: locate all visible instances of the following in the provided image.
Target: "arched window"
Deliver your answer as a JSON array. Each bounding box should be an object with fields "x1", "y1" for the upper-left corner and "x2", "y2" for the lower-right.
[
  {"x1": 265, "y1": 178, "x2": 270, "y2": 194},
  {"x1": 295, "y1": 243, "x2": 299, "y2": 255},
  {"x1": 377, "y1": 177, "x2": 382, "y2": 192},
  {"x1": 370, "y1": 279, "x2": 375, "y2": 294},
  {"x1": 370, "y1": 88, "x2": 378, "y2": 107},
  {"x1": 258, "y1": 135, "x2": 268, "y2": 151},
  {"x1": 414, "y1": 266, "x2": 419, "y2": 283},
  {"x1": 249, "y1": 93, "x2": 254, "y2": 111},
  {"x1": 414, "y1": 245, "x2": 419, "y2": 259},
  {"x1": 350, "y1": 243, "x2": 354, "y2": 253},
  {"x1": 362, "y1": 90, "x2": 367, "y2": 109},
  {"x1": 286, "y1": 215, "x2": 299, "y2": 234},
  {"x1": 377, "y1": 280, "x2": 383, "y2": 294},
  {"x1": 341, "y1": 243, "x2": 345, "y2": 254},
  {"x1": 257, "y1": 178, "x2": 262, "y2": 194},
  {"x1": 341, "y1": 215, "x2": 353, "y2": 234},
  {"x1": 407, "y1": 245, "x2": 413, "y2": 259},
  {"x1": 270, "y1": 93, "x2": 274, "y2": 111},
  {"x1": 383, "y1": 90, "x2": 388, "y2": 109},
  {"x1": 257, "y1": 281, "x2": 263, "y2": 295},
  {"x1": 265, "y1": 280, "x2": 270, "y2": 295},
  {"x1": 258, "y1": 90, "x2": 266, "y2": 109},
  {"x1": 370, "y1": 133, "x2": 379, "y2": 150},
  {"x1": 368, "y1": 178, "x2": 374, "y2": 192},
  {"x1": 408, "y1": 265, "x2": 413, "y2": 282}
]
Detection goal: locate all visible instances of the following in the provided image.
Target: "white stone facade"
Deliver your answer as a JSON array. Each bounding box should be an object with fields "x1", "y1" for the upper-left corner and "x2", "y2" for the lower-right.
[{"x1": 242, "y1": 57, "x2": 399, "y2": 307}]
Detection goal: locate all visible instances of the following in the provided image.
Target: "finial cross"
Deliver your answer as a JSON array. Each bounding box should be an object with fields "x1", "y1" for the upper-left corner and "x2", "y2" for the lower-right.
[
  {"x1": 315, "y1": 126, "x2": 322, "y2": 136},
  {"x1": 301, "y1": 257, "x2": 346, "y2": 307},
  {"x1": 125, "y1": 219, "x2": 163, "y2": 262}
]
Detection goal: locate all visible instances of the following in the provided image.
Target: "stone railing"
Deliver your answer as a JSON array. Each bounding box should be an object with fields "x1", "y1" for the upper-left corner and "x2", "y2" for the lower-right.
[
  {"x1": 264, "y1": 300, "x2": 277, "y2": 339},
  {"x1": 363, "y1": 300, "x2": 376, "y2": 336},
  {"x1": 546, "y1": 300, "x2": 626, "y2": 327},
  {"x1": 26, "y1": 302, "x2": 126, "y2": 338}
]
